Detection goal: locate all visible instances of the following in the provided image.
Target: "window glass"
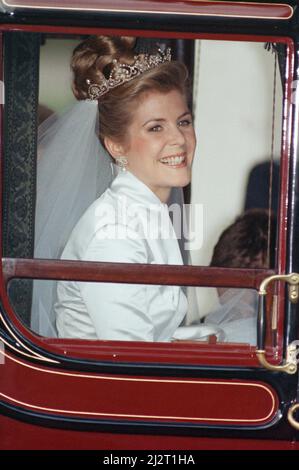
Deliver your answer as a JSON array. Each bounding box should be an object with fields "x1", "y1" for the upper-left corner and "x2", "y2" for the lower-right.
[
  {"x1": 2, "y1": 32, "x2": 286, "y2": 348},
  {"x1": 8, "y1": 279, "x2": 261, "y2": 346},
  {"x1": 191, "y1": 40, "x2": 282, "y2": 258},
  {"x1": 188, "y1": 40, "x2": 283, "y2": 322}
]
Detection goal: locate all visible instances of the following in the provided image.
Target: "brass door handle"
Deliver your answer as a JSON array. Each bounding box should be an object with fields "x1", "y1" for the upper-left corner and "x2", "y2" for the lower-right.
[
  {"x1": 256, "y1": 345, "x2": 297, "y2": 375},
  {"x1": 287, "y1": 403, "x2": 299, "y2": 430},
  {"x1": 259, "y1": 273, "x2": 299, "y2": 302},
  {"x1": 256, "y1": 273, "x2": 299, "y2": 375}
]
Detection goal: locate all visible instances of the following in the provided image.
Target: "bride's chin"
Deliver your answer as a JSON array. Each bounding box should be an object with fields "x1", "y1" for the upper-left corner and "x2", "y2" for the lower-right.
[{"x1": 174, "y1": 173, "x2": 191, "y2": 187}]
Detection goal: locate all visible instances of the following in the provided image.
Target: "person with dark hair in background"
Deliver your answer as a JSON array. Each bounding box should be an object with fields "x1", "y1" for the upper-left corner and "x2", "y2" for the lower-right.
[{"x1": 205, "y1": 208, "x2": 276, "y2": 344}]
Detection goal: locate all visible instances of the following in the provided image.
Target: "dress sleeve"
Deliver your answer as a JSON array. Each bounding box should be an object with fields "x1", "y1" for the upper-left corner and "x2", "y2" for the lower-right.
[{"x1": 79, "y1": 224, "x2": 154, "y2": 341}]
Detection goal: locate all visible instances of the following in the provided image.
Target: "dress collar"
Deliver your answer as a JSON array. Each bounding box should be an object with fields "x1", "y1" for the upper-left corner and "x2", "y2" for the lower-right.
[{"x1": 111, "y1": 170, "x2": 165, "y2": 208}]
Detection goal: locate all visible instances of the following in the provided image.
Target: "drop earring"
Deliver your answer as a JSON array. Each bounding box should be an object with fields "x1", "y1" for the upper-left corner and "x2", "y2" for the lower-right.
[{"x1": 115, "y1": 156, "x2": 128, "y2": 172}]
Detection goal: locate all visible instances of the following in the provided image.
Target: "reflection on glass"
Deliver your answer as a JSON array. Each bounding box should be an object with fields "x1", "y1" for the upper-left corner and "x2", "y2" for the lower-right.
[
  {"x1": 8, "y1": 279, "x2": 258, "y2": 345},
  {"x1": 4, "y1": 34, "x2": 287, "y2": 351},
  {"x1": 204, "y1": 288, "x2": 258, "y2": 345}
]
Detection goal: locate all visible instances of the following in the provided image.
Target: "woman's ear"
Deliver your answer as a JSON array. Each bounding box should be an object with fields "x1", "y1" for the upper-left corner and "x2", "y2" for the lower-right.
[{"x1": 104, "y1": 136, "x2": 126, "y2": 160}]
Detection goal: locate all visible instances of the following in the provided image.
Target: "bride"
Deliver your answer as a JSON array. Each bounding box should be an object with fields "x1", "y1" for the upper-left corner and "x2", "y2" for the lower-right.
[{"x1": 33, "y1": 35, "x2": 196, "y2": 341}]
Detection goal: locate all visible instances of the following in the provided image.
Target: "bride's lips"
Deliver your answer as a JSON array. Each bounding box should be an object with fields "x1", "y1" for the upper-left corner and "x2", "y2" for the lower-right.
[{"x1": 159, "y1": 153, "x2": 187, "y2": 168}]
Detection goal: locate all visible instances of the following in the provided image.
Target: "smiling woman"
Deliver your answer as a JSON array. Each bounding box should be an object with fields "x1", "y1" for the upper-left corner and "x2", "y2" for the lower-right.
[{"x1": 34, "y1": 35, "x2": 196, "y2": 341}]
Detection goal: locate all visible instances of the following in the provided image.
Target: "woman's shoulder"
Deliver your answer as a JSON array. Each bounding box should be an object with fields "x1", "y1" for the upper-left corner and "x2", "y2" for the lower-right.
[{"x1": 61, "y1": 185, "x2": 147, "y2": 260}]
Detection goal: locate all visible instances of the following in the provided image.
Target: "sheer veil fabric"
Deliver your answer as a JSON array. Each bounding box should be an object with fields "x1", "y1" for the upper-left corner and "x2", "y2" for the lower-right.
[
  {"x1": 205, "y1": 288, "x2": 258, "y2": 345},
  {"x1": 31, "y1": 101, "x2": 113, "y2": 336}
]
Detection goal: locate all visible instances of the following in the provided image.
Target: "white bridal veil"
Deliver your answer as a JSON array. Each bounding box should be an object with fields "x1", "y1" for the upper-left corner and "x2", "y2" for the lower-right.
[{"x1": 31, "y1": 100, "x2": 113, "y2": 336}]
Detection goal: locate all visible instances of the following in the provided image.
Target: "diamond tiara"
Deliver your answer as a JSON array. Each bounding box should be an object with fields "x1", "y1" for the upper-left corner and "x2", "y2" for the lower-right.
[{"x1": 86, "y1": 47, "x2": 172, "y2": 100}]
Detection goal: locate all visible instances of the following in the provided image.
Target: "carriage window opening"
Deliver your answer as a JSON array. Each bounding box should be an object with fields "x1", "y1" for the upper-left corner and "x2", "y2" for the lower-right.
[{"x1": 2, "y1": 31, "x2": 286, "y2": 350}]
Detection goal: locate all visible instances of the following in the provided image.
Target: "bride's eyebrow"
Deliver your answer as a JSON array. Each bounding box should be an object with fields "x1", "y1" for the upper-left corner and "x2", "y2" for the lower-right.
[
  {"x1": 142, "y1": 111, "x2": 191, "y2": 127},
  {"x1": 177, "y1": 111, "x2": 192, "y2": 120},
  {"x1": 142, "y1": 118, "x2": 165, "y2": 127}
]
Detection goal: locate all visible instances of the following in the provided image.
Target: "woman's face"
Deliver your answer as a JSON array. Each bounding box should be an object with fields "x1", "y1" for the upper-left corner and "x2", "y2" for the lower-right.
[{"x1": 109, "y1": 89, "x2": 196, "y2": 202}]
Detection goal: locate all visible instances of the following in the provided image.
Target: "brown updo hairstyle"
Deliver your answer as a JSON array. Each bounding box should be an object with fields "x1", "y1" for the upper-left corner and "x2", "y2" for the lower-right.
[{"x1": 71, "y1": 35, "x2": 190, "y2": 148}]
